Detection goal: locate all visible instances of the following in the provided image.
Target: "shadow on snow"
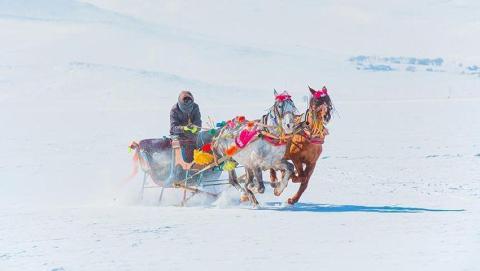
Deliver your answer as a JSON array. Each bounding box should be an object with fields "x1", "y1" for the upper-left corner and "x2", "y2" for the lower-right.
[{"x1": 260, "y1": 202, "x2": 465, "y2": 213}]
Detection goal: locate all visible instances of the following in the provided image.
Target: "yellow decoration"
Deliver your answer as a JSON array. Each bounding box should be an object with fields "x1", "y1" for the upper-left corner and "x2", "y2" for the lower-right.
[
  {"x1": 193, "y1": 150, "x2": 214, "y2": 165},
  {"x1": 307, "y1": 110, "x2": 325, "y2": 137},
  {"x1": 222, "y1": 160, "x2": 237, "y2": 171}
]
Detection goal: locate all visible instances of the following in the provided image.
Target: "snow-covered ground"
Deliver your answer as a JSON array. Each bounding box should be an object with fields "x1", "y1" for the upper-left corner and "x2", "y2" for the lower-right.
[{"x1": 1, "y1": 1, "x2": 479, "y2": 270}]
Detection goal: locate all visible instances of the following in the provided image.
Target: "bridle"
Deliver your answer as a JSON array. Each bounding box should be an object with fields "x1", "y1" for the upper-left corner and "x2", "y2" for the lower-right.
[{"x1": 302, "y1": 100, "x2": 327, "y2": 139}]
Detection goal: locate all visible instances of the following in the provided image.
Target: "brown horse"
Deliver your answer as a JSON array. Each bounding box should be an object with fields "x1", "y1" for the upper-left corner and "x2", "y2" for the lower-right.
[{"x1": 271, "y1": 86, "x2": 333, "y2": 204}]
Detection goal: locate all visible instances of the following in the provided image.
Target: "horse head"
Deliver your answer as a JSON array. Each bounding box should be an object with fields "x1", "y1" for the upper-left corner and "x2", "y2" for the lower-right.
[
  {"x1": 270, "y1": 89, "x2": 298, "y2": 134},
  {"x1": 308, "y1": 85, "x2": 333, "y2": 123}
]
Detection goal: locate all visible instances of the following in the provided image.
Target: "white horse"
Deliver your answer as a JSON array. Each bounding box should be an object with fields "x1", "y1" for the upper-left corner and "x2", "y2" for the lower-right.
[{"x1": 213, "y1": 90, "x2": 298, "y2": 204}]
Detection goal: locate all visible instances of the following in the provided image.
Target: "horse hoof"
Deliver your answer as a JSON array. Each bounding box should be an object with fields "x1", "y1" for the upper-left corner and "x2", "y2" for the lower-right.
[
  {"x1": 274, "y1": 180, "x2": 288, "y2": 196},
  {"x1": 287, "y1": 198, "x2": 297, "y2": 205},
  {"x1": 273, "y1": 189, "x2": 283, "y2": 197},
  {"x1": 258, "y1": 185, "x2": 265, "y2": 194},
  {"x1": 240, "y1": 193, "x2": 250, "y2": 202}
]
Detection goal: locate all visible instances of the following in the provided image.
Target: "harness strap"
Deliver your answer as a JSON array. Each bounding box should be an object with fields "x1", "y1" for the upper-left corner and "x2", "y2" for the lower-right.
[
  {"x1": 273, "y1": 105, "x2": 285, "y2": 137},
  {"x1": 298, "y1": 108, "x2": 326, "y2": 144},
  {"x1": 259, "y1": 130, "x2": 294, "y2": 146}
]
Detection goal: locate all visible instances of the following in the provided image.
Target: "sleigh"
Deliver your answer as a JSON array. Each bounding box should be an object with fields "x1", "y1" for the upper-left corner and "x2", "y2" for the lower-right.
[{"x1": 129, "y1": 136, "x2": 240, "y2": 205}]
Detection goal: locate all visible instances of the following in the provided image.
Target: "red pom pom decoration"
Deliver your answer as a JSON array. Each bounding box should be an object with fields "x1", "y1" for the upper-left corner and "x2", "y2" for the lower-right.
[{"x1": 201, "y1": 143, "x2": 212, "y2": 153}]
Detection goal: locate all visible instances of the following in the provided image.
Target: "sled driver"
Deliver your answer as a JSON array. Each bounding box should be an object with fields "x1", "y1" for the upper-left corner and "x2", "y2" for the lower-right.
[{"x1": 170, "y1": 90, "x2": 202, "y2": 139}]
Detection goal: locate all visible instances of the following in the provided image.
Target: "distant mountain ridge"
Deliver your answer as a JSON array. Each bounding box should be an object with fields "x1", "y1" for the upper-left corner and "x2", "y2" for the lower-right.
[{"x1": 349, "y1": 55, "x2": 480, "y2": 77}]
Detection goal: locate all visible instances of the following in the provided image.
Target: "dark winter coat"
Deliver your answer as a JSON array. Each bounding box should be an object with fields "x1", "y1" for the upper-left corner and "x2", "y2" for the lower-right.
[{"x1": 169, "y1": 103, "x2": 202, "y2": 136}]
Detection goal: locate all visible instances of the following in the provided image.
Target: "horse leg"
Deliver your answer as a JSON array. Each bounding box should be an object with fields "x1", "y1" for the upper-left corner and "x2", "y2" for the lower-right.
[
  {"x1": 245, "y1": 168, "x2": 256, "y2": 192},
  {"x1": 273, "y1": 160, "x2": 293, "y2": 196},
  {"x1": 228, "y1": 169, "x2": 243, "y2": 191},
  {"x1": 291, "y1": 159, "x2": 306, "y2": 183},
  {"x1": 288, "y1": 162, "x2": 317, "y2": 204},
  {"x1": 231, "y1": 169, "x2": 258, "y2": 205},
  {"x1": 253, "y1": 167, "x2": 265, "y2": 194},
  {"x1": 269, "y1": 169, "x2": 277, "y2": 188},
  {"x1": 238, "y1": 168, "x2": 250, "y2": 202},
  {"x1": 244, "y1": 167, "x2": 259, "y2": 205}
]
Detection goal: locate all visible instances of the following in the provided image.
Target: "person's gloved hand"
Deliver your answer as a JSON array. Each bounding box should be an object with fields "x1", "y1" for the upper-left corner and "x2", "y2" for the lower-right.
[{"x1": 183, "y1": 124, "x2": 199, "y2": 134}]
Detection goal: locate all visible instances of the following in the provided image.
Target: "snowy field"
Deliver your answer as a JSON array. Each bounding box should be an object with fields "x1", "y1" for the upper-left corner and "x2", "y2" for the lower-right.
[{"x1": 1, "y1": 1, "x2": 479, "y2": 270}]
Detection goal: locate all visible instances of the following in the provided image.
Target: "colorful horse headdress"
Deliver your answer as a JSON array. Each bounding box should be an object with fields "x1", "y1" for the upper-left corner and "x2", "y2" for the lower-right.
[
  {"x1": 274, "y1": 89, "x2": 292, "y2": 102},
  {"x1": 309, "y1": 86, "x2": 328, "y2": 99}
]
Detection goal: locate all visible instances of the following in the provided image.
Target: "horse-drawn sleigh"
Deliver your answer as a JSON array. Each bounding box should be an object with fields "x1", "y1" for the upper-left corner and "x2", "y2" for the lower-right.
[{"x1": 126, "y1": 86, "x2": 333, "y2": 206}]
